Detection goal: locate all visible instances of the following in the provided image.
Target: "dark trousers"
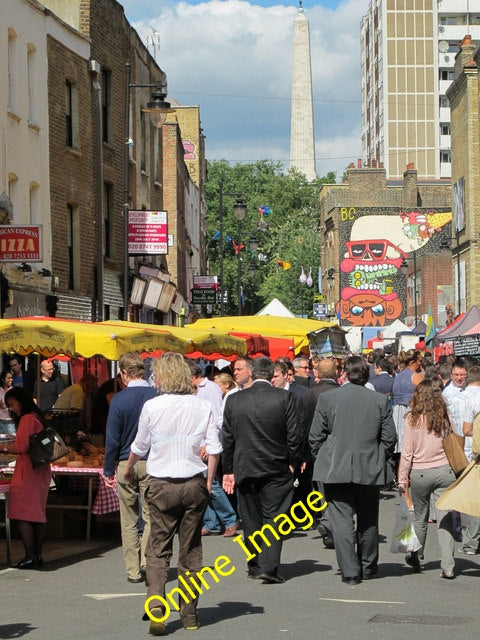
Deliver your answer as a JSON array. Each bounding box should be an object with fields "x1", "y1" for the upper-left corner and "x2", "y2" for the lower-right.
[
  {"x1": 324, "y1": 483, "x2": 380, "y2": 579},
  {"x1": 145, "y1": 475, "x2": 209, "y2": 626},
  {"x1": 238, "y1": 474, "x2": 294, "y2": 576}
]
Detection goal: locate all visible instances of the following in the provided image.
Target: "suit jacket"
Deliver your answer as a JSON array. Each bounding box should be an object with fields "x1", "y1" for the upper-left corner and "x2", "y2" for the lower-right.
[
  {"x1": 309, "y1": 382, "x2": 396, "y2": 485},
  {"x1": 299, "y1": 379, "x2": 339, "y2": 461},
  {"x1": 222, "y1": 380, "x2": 303, "y2": 485}
]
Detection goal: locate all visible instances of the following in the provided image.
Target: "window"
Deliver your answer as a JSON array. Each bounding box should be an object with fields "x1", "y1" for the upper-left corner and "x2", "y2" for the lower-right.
[
  {"x1": 66, "y1": 80, "x2": 73, "y2": 147},
  {"x1": 29, "y1": 183, "x2": 40, "y2": 224},
  {"x1": 27, "y1": 45, "x2": 38, "y2": 125},
  {"x1": 140, "y1": 110, "x2": 147, "y2": 172},
  {"x1": 103, "y1": 182, "x2": 113, "y2": 258},
  {"x1": 440, "y1": 96, "x2": 450, "y2": 108},
  {"x1": 440, "y1": 123, "x2": 450, "y2": 135},
  {"x1": 441, "y1": 151, "x2": 451, "y2": 163},
  {"x1": 8, "y1": 175, "x2": 18, "y2": 222},
  {"x1": 8, "y1": 29, "x2": 18, "y2": 113},
  {"x1": 440, "y1": 70, "x2": 454, "y2": 81},
  {"x1": 101, "y1": 69, "x2": 111, "y2": 143}
]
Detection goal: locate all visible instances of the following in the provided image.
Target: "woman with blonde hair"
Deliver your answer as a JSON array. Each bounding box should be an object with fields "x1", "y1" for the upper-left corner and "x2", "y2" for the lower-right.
[
  {"x1": 124, "y1": 352, "x2": 222, "y2": 634},
  {"x1": 214, "y1": 372, "x2": 236, "y2": 397},
  {"x1": 398, "y1": 378, "x2": 456, "y2": 578}
]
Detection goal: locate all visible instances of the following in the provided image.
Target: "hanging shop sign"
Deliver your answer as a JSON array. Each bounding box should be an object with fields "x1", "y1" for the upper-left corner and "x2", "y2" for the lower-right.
[{"x1": 0, "y1": 225, "x2": 42, "y2": 262}]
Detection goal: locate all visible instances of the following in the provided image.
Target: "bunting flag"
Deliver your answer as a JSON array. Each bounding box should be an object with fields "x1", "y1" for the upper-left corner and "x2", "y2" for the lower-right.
[
  {"x1": 425, "y1": 304, "x2": 436, "y2": 349},
  {"x1": 232, "y1": 240, "x2": 245, "y2": 255},
  {"x1": 275, "y1": 259, "x2": 291, "y2": 270},
  {"x1": 212, "y1": 230, "x2": 220, "y2": 240}
]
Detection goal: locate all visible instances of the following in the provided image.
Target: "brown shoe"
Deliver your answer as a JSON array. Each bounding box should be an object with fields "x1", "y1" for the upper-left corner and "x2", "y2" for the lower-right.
[{"x1": 223, "y1": 524, "x2": 238, "y2": 537}]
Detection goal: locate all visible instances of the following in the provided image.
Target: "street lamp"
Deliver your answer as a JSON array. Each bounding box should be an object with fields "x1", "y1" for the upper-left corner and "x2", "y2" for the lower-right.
[{"x1": 123, "y1": 61, "x2": 174, "y2": 319}]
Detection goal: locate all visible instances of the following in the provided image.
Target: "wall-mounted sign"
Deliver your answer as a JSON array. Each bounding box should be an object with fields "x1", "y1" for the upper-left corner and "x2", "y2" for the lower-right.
[
  {"x1": 192, "y1": 289, "x2": 216, "y2": 305},
  {"x1": 128, "y1": 210, "x2": 168, "y2": 255},
  {"x1": 453, "y1": 333, "x2": 480, "y2": 356},
  {"x1": 193, "y1": 275, "x2": 218, "y2": 290},
  {"x1": 0, "y1": 225, "x2": 42, "y2": 262}
]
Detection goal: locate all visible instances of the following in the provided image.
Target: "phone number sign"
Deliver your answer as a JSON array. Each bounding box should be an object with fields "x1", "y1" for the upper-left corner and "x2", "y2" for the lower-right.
[
  {"x1": 128, "y1": 211, "x2": 168, "y2": 255},
  {"x1": 0, "y1": 225, "x2": 42, "y2": 262}
]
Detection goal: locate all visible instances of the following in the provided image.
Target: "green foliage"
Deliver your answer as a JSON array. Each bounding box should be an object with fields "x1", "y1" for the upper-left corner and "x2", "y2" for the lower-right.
[{"x1": 205, "y1": 160, "x2": 336, "y2": 316}]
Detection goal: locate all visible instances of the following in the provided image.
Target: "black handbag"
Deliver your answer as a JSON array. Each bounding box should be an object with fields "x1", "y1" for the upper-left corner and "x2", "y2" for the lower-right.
[{"x1": 29, "y1": 426, "x2": 69, "y2": 468}]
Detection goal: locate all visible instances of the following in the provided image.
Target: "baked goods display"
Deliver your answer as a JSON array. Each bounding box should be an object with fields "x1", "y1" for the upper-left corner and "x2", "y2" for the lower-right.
[{"x1": 54, "y1": 443, "x2": 105, "y2": 468}]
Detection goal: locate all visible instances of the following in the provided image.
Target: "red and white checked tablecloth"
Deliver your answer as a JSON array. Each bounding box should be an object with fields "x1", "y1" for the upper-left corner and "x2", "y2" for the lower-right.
[{"x1": 50, "y1": 466, "x2": 120, "y2": 515}]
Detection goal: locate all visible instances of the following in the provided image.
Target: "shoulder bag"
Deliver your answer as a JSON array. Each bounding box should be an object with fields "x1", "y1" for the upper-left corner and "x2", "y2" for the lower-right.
[
  {"x1": 29, "y1": 426, "x2": 69, "y2": 468},
  {"x1": 442, "y1": 428, "x2": 468, "y2": 477}
]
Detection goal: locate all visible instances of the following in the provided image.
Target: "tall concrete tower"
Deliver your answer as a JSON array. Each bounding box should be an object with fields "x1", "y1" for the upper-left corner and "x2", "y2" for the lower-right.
[{"x1": 290, "y1": 2, "x2": 316, "y2": 181}]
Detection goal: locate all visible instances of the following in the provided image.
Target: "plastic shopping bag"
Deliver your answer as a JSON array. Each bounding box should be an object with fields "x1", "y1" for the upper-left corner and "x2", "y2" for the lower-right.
[{"x1": 390, "y1": 496, "x2": 422, "y2": 554}]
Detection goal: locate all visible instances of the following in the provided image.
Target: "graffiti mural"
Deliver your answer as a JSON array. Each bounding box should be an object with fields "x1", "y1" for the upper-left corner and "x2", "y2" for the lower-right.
[{"x1": 336, "y1": 209, "x2": 452, "y2": 326}]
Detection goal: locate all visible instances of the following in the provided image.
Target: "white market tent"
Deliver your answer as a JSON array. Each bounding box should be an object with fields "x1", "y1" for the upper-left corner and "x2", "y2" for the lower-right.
[{"x1": 256, "y1": 298, "x2": 295, "y2": 318}]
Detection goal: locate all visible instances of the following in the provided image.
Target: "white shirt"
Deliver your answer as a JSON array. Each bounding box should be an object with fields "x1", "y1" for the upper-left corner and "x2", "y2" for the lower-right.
[{"x1": 131, "y1": 393, "x2": 222, "y2": 478}]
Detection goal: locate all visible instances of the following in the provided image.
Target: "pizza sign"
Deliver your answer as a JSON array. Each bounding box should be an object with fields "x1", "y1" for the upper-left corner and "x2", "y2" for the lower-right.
[{"x1": 0, "y1": 225, "x2": 42, "y2": 262}]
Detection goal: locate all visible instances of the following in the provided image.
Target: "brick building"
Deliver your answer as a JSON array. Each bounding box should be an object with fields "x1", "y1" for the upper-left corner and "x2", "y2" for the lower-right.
[
  {"x1": 447, "y1": 35, "x2": 480, "y2": 315},
  {"x1": 1, "y1": 0, "x2": 206, "y2": 323},
  {"x1": 319, "y1": 163, "x2": 452, "y2": 328}
]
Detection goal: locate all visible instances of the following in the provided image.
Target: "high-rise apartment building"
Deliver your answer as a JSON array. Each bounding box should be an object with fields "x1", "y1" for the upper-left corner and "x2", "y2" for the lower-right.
[{"x1": 361, "y1": 0, "x2": 480, "y2": 179}]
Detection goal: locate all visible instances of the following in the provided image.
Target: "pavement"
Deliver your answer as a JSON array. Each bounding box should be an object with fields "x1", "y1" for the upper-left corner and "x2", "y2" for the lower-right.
[{"x1": 1, "y1": 490, "x2": 479, "y2": 640}]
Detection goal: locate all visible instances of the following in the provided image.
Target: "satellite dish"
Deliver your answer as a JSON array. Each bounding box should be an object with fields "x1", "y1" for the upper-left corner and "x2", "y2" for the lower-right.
[{"x1": 439, "y1": 40, "x2": 449, "y2": 53}]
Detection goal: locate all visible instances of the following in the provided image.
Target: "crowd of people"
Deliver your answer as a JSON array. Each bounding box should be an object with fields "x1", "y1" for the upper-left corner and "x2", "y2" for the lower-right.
[{"x1": 2, "y1": 346, "x2": 480, "y2": 635}]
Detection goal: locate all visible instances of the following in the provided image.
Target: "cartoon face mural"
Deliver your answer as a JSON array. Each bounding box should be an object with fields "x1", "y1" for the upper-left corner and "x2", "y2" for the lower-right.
[{"x1": 337, "y1": 209, "x2": 452, "y2": 327}]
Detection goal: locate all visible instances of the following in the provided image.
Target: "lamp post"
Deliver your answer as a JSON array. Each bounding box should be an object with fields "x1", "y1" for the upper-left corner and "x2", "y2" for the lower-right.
[
  {"x1": 233, "y1": 198, "x2": 247, "y2": 315},
  {"x1": 123, "y1": 61, "x2": 174, "y2": 319},
  {"x1": 401, "y1": 254, "x2": 418, "y2": 326},
  {"x1": 218, "y1": 180, "x2": 246, "y2": 315}
]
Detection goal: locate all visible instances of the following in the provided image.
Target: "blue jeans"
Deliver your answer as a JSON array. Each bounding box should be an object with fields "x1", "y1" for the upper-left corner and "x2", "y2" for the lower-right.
[{"x1": 203, "y1": 477, "x2": 237, "y2": 532}]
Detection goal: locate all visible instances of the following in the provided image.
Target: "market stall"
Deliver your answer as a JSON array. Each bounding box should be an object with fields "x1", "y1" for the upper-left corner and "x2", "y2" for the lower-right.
[{"x1": 189, "y1": 315, "x2": 336, "y2": 355}]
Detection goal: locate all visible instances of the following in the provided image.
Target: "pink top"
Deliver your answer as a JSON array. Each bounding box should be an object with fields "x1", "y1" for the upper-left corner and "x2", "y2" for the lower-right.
[{"x1": 398, "y1": 412, "x2": 450, "y2": 485}]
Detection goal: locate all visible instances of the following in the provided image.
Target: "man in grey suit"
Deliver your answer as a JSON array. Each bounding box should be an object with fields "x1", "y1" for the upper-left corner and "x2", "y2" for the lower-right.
[{"x1": 309, "y1": 356, "x2": 396, "y2": 585}]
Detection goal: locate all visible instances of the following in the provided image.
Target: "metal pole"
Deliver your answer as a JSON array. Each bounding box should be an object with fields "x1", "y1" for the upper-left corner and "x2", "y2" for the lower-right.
[
  {"x1": 413, "y1": 251, "x2": 418, "y2": 326},
  {"x1": 457, "y1": 229, "x2": 461, "y2": 314},
  {"x1": 219, "y1": 179, "x2": 224, "y2": 316},
  {"x1": 237, "y1": 216, "x2": 243, "y2": 316},
  {"x1": 123, "y1": 62, "x2": 131, "y2": 320}
]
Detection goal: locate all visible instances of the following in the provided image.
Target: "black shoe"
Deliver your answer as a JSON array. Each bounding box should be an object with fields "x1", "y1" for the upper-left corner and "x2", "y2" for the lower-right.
[
  {"x1": 247, "y1": 571, "x2": 262, "y2": 579},
  {"x1": 342, "y1": 576, "x2": 361, "y2": 585},
  {"x1": 405, "y1": 552, "x2": 421, "y2": 573},
  {"x1": 13, "y1": 557, "x2": 39, "y2": 570},
  {"x1": 35, "y1": 555, "x2": 43, "y2": 567},
  {"x1": 127, "y1": 575, "x2": 144, "y2": 583},
  {"x1": 258, "y1": 572, "x2": 286, "y2": 584},
  {"x1": 322, "y1": 533, "x2": 335, "y2": 549}
]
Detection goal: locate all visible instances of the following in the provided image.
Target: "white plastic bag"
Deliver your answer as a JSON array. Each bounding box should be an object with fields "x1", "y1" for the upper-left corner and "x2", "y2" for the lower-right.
[{"x1": 390, "y1": 497, "x2": 422, "y2": 554}]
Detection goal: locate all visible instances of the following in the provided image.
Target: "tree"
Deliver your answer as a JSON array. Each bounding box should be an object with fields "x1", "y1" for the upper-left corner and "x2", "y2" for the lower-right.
[{"x1": 205, "y1": 160, "x2": 336, "y2": 316}]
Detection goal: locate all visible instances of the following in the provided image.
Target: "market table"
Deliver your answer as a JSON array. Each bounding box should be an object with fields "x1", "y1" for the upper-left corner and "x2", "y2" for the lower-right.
[
  {"x1": 0, "y1": 481, "x2": 11, "y2": 565},
  {"x1": 49, "y1": 466, "x2": 119, "y2": 542}
]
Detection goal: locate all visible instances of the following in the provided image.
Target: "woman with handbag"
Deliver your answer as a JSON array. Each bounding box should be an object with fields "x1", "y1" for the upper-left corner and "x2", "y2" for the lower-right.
[
  {"x1": 4, "y1": 386, "x2": 52, "y2": 569},
  {"x1": 398, "y1": 378, "x2": 456, "y2": 578}
]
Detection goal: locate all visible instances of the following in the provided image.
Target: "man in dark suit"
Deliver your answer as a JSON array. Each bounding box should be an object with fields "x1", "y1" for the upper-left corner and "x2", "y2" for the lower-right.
[
  {"x1": 309, "y1": 356, "x2": 396, "y2": 585},
  {"x1": 222, "y1": 357, "x2": 303, "y2": 584},
  {"x1": 299, "y1": 358, "x2": 339, "y2": 549}
]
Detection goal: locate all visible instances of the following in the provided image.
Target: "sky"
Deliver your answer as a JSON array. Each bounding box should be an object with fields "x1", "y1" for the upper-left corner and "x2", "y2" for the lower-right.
[{"x1": 120, "y1": 0, "x2": 371, "y2": 180}]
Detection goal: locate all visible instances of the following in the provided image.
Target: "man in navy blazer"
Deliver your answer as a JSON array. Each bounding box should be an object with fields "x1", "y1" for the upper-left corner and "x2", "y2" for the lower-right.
[
  {"x1": 222, "y1": 356, "x2": 303, "y2": 583},
  {"x1": 103, "y1": 352, "x2": 157, "y2": 584},
  {"x1": 309, "y1": 356, "x2": 396, "y2": 585}
]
